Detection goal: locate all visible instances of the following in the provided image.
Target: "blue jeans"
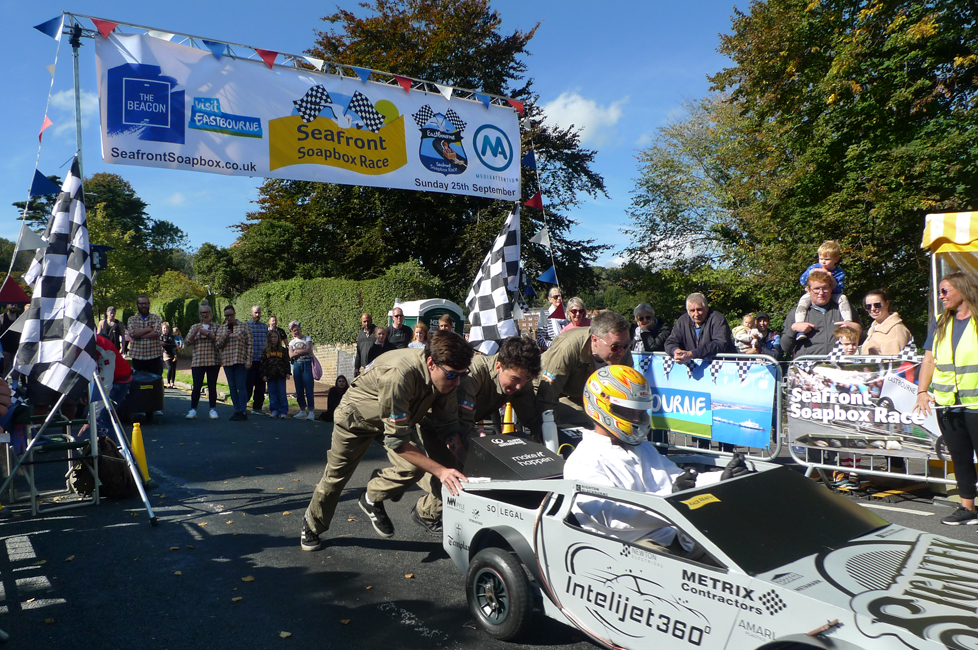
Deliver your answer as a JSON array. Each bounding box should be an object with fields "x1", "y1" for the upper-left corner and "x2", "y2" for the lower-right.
[
  {"x1": 224, "y1": 364, "x2": 248, "y2": 413},
  {"x1": 267, "y1": 379, "x2": 287, "y2": 416},
  {"x1": 292, "y1": 359, "x2": 315, "y2": 411}
]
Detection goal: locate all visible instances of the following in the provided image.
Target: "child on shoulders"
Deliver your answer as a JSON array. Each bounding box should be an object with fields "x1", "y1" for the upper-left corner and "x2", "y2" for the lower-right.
[{"x1": 796, "y1": 240, "x2": 853, "y2": 340}]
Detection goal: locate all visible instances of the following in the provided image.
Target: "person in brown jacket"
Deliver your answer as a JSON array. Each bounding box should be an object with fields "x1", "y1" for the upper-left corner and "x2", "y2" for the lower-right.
[{"x1": 860, "y1": 289, "x2": 912, "y2": 355}]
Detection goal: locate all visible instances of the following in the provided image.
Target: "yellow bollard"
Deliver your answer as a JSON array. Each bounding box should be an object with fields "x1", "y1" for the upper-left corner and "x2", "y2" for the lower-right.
[
  {"x1": 131, "y1": 422, "x2": 150, "y2": 482},
  {"x1": 501, "y1": 403, "x2": 515, "y2": 434}
]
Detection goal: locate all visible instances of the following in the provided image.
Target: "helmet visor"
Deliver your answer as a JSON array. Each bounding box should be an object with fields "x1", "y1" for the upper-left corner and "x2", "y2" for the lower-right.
[{"x1": 610, "y1": 403, "x2": 651, "y2": 426}]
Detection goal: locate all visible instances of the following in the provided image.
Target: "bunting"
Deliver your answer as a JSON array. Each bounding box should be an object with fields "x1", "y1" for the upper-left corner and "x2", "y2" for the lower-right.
[
  {"x1": 507, "y1": 99, "x2": 524, "y2": 115},
  {"x1": 202, "y1": 40, "x2": 226, "y2": 59},
  {"x1": 528, "y1": 226, "x2": 550, "y2": 247},
  {"x1": 33, "y1": 16, "x2": 63, "y2": 41},
  {"x1": 91, "y1": 19, "x2": 118, "y2": 39},
  {"x1": 521, "y1": 150, "x2": 536, "y2": 170},
  {"x1": 38, "y1": 115, "x2": 53, "y2": 143},
  {"x1": 434, "y1": 83, "x2": 453, "y2": 101},
  {"x1": 255, "y1": 48, "x2": 278, "y2": 69},
  {"x1": 30, "y1": 170, "x2": 61, "y2": 197},
  {"x1": 524, "y1": 191, "x2": 543, "y2": 210},
  {"x1": 394, "y1": 75, "x2": 412, "y2": 93},
  {"x1": 474, "y1": 93, "x2": 491, "y2": 108},
  {"x1": 536, "y1": 266, "x2": 558, "y2": 284},
  {"x1": 351, "y1": 66, "x2": 371, "y2": 83}
]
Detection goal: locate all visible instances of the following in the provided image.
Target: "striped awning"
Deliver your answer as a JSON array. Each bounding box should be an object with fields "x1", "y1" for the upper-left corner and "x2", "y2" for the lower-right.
[{"x1": 922, "y1": 212, "x2": 978, "y2": 252}]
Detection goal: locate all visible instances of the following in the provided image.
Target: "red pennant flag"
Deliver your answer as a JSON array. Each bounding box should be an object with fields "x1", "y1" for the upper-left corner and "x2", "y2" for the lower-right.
[
  {"x1": 549, "y1": 304, "x2": 565, "y2": 321},
  {"x1": 38, "y1": 115, "x2": 53, "y2": 142},
  {"x1": 91, "y1": 19, "x2": 118, "y2": 39},
  {"x1": 507, "y1": 99, "x2": 524, "y2": 115},
  {"x1": 524, "y1": 191, "x2": 543, "y2": 210},
  {"x1": 255, "y1": 49, "x2": 278, "y2": 69},
  {"x1": 394, "y1": 76, "x2": 412, "y2": 93}
]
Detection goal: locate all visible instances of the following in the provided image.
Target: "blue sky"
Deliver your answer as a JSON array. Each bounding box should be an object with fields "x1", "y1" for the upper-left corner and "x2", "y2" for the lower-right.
[{"x1": 0, "y1": 0, "x2": 739, "y2": 267}]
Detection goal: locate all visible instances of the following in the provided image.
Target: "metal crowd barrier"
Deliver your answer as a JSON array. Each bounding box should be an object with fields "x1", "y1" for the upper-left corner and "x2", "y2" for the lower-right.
[
  {"x1": 786, "y1": 354, "x2": 955, "y2": 488},
  {"x1": 637, "y1": 352, "x2": 783, "y2": 462}
]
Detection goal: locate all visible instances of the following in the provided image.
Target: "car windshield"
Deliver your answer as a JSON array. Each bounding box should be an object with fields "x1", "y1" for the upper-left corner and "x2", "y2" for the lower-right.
[{"x1": 666, "y1": 466, "x2": 887, "y2": 575}]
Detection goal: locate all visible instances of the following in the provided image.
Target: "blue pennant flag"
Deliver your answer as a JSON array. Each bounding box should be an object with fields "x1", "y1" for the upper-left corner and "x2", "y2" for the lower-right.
[
  {"x1": 524, "y1": 284, "x2": 537, "y2": 297},
  {"x1": 521, "y1": 150, "x2": 536, "y2": 170},
  {"x1": 29, "y1": 170, "x2": 61, "y2": 197},
  {"x1": 34, "y1": 16, "x2": 63, "y2": 40},
  {"x1": 537, "y1": 266, "x2": 557, "y2": 284},
  {"x1": 474, "y1": 93, "x2": 491, "y2": 108},
  {"x1": 202, "y1": 40, "x2": 226, "y2": 59},
  {"x1": 351, "y1": 66, "x2": 371, "y2": 83}
]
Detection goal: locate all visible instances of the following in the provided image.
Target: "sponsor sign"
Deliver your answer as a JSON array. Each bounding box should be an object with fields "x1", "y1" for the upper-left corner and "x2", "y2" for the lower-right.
[
  {"x1": 786, "y1": 359, "x2": 940, "y2": 459},
  {"x1": 636, "y1": 354, "x2": 777, "y2": 447},
  {"x1": 818, "y1": 534, "x2": 978, "y2": 650},
  {"x1": 96, "y1": 34, "x2": 520, "y2": 199}
]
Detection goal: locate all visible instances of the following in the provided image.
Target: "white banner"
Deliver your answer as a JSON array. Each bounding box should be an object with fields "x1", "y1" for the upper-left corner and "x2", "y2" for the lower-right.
[{"x1": 95, "y1": 34, "x2": 521, "y2": 200}]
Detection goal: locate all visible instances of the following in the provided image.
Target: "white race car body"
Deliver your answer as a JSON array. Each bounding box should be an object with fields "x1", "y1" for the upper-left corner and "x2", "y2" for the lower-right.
[{"x1": 446, "y1": 463, "x2": 978, "y2": 650}]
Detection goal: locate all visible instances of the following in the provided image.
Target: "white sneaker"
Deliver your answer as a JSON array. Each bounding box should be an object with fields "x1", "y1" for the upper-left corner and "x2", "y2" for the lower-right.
[
  {"x1": 186, "y1": 409, "x2": 197, "y2": 420},
  {"x1": 294, "y1": 411, "x2": 307, "y2": 419},
  {"x1": 209, "y1": 409, "x2": 219, "y2": 420},
  {"x1": 306, "y1": 411, "x2": 316, "y2": 421}
]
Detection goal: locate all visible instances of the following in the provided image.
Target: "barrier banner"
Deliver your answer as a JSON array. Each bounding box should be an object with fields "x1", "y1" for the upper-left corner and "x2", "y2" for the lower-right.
[
  {"x1": 635, "y1": 354, "x2": 777, "y2": 448},
  {"x1": 95, "y1": 34, "x2": 521, "y2": 200},
  {"x1": 786, "y1": 358, "x2": 941, "y2": 459}
]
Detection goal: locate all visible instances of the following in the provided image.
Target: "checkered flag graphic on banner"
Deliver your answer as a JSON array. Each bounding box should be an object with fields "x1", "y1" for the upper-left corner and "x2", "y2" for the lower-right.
[
  {"x1": 794, "y1": 360, "x2": 817, "y2": 374},
  {"x1": 293, "y1": 85, "x2": 332, "y2": 122},
  {"x1": 826, "y1": 340, "x2": 847, "y2": 362},
  {"x1": 635, "y1": 354, "x2": 654, "y2": 374},
  {"x1": 682, "y1": 361, "x2": 693, "y2": 379},
  {"x1": 466, "y1": 210, "x2": 521, "y2": 353},
  {"x1": 897, "y1": 338, "x2": 919, "y2": 361},
  {"x1": 346, "y1": 91, "x2": 386, "y2": 133},
  {"x1": 14, "y1": 158, "x2": 97, "y2": 400},
  {"x1": 736, "y1": 359, "x2": 755, "y2": 383},
  {"x1": 413, "y1": 105, "x2": 435, "y2": 128},
  {"x1": 709, "y1": 358, "x2": 723, "y2": 383},
  {"x1": 445, "y1": 109, "x2": 466, "y2": 134},
  {"x1": 661, "y1": 356, "x2": 674, "y2": 378}
]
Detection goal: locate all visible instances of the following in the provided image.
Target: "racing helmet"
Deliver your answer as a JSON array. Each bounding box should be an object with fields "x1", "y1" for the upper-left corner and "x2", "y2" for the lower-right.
[{"x1": 583, "y1": 365, "x2": 652, "y2": 445}]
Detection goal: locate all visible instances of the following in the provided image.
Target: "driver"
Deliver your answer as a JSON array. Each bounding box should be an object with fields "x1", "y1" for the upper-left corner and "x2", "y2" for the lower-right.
[{"x1": 563, "y1": 365, "x2": 752, "y2": 550}]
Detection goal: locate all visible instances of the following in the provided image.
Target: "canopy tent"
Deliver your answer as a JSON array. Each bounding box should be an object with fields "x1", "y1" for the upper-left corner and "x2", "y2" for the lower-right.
[{"x1": 921, "y1": 211, "x2": 978, "y2": 315}]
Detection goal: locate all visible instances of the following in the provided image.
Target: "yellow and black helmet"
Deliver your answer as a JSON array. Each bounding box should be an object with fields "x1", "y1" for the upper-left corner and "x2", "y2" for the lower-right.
[{"x1": 583, "y1": 365, "x2": 652, "y2": 446}]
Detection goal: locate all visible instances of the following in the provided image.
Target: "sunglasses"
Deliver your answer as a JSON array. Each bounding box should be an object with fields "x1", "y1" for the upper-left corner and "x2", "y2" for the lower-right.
[
  {"x1": 636, "y1": 315, "x2": 652, "y2": 322},
  {"x1": 940, "y1": 287, "x2": 951, "y2": 297},
  {"x1": 569, "y1": 309, "x2": 585, "y2": 315},
  {"x1": 436, "y1": 362, "x2": 468, "y2": 380},
  {"x1": 864, "y1": 302, "x2": 883, "y2": 311},
  {"x1": 598, "y1": 338, "x2": 628, "y2": 352}
]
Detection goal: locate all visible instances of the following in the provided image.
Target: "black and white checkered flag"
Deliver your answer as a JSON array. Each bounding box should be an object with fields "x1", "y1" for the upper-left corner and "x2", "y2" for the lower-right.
[
  {"x1": 826, "y1": 340, "x2": 847, "y2": 362},
  {"x1": 735, "y1": 359, "x2": 754, "y2": 383},
  {"x1": 293, "y1": 85, "x2": 332, "y2": 122},
  {"x1": 413, "y1": 105, "x2": 435, "y2": 128},
  {"x1": 635, "y1": 354, "x2": 654, "y2": 374},
  {"x1": 14, "y1": 158, "x2": 97, "y2": 400},
  {"x1": 662, "y1": 356, "x2": 674, "y2": 378},
  {"x1": 709, "y1": 358, "x2": 723, "y2": 383},
  {"x1": 897, "y1": 338, "x2": 919, "y2": 361},
  {"x1": 466, "y1": 209, "x2": 521, "y2": 354},
  {"x1": 445, "y1": 109, "x2": 466, "y2": 134},
  {"x1": 345, "y1": 91, "x2": 386, "y2": 133}
]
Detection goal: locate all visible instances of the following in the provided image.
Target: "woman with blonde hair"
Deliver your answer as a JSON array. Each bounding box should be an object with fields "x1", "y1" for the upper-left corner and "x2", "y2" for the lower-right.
[{"x1": 916, "y1": 272, "x2": 978, "y2": 525}]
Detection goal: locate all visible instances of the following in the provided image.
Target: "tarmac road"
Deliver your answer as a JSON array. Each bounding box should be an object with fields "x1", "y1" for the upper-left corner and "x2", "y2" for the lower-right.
[{"x1": 0, "y1": 387, "x2": 975, "y2": 649}]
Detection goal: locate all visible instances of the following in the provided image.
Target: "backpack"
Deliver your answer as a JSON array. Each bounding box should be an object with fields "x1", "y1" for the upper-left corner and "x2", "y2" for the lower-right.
[{"x1": 67, "y1": 435, "x2": 138, "y2": 500}]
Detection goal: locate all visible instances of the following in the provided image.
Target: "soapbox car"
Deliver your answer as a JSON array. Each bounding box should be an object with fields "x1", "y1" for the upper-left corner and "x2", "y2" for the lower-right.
[{"x1": 445, "y1": 444, "x2": 978, "y2": 650}]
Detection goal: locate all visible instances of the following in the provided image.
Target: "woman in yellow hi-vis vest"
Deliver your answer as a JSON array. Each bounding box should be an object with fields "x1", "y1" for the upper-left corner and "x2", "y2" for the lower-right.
[{"x1": 916, "y1": 272, "x2": 978, "y2": 525}]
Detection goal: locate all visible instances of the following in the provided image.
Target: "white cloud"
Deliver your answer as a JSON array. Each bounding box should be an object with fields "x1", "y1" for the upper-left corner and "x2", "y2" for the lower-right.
[
  {"x1": 161, "y1": 192, "x2": 186, "y2": 206},
  {"x1": 601, "y1": 255, "x2": 626, "y2": 268},
  {"x1": 49, "y1": 90, "x2": 98, "y2": 137},
  {"x1": 542, "y1": 91, "x2": 628, "y2": 146}
]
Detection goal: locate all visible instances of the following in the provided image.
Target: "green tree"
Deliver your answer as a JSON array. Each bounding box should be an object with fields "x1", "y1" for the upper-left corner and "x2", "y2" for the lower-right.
[
  {"x1": 241, "y1": 0, "x2": 607, "y2": 300},
  {"x1": 193, "y1": 243, "x2": 245, "y2": 297},
  {"x1": 87, "y1": 204, "x2": 152, "y2": 314},
  {"x1": 706, "y1": 0, "x2": 978, "y2": 338},
  {"x1": 146, "y1": 270, "x2": 207, "y2": 302}
]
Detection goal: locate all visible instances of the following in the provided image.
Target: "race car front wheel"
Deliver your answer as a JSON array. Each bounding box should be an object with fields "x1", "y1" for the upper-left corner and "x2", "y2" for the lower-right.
[{"x1": 466, "y1": 547, "x2": 533, "y2": 641}]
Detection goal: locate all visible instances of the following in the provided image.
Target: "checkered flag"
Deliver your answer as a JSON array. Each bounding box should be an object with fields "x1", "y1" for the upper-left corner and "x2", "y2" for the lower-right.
[
  {"x1": 466, "y1": 209, "x2": 521, "y2": 353},
  {"x1": 635, "y1": 353, "x2": 654, "y2": 374},
  {"x1": 709, "y1": 358, "x2": 723, "y2": 383},
  {"x1": 293, "y1": 85, "x2": 332, "y2": 122},
  {"x1": 346, "y1": 91, "x2": 386, "y2": 133},
  {"x1": 682, "y1": 361, "x2": 693, "y2": 379},
  {"x1": 662, "y1": 356, "x2": 674, "y2": 378},
  {"x1": 897, "y1": 338, "x2": 919, "y2": 361},
  {"x1": 826, "y1": 340, "x2": 847, "y2": 362},
  {"x1": 413, "y1": 105, "x2": 435, "y2": 128},
  {"x1": 14, "y1": 158, "x2": 97, "y2": 401},
  {"x1": 445, "y1": 109, "x2": 466, "y2": 134},
  {"x1": 736, "y1": 359, "x2": 754, "y2": 383},
  {"x1": 794, "y1": 360, "x2": 817, "y2": 374}
]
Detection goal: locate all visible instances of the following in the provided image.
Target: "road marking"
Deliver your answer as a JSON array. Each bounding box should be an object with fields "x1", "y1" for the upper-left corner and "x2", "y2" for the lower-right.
[{"x1": 860, "y1": 503, "x2": 933, "y2": 516}]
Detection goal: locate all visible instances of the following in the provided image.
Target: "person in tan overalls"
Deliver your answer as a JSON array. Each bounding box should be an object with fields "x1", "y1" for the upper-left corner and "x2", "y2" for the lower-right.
[{"x1": 300, "y1": 330, "x2": 473, "y2": 551}]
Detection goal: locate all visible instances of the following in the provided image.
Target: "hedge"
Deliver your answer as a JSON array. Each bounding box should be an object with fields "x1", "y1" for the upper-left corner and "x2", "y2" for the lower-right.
[{"x1": 232, "y1": 260, "x2": 445, "y2": 344}]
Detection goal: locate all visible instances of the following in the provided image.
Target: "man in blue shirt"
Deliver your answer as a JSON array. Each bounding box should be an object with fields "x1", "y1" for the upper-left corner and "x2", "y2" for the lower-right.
[{"x1": 246, "y1": 305, "x2": 269, "y2": 413}]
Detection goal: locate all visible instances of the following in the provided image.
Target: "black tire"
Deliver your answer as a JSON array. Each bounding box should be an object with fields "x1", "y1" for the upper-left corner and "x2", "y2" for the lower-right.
[{"x1": 466, "y1": 547, "x2": 533, "y2": 641}]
